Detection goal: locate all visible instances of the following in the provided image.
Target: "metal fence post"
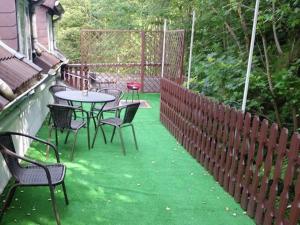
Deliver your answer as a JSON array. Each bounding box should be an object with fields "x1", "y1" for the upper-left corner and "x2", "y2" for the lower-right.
[{"x1": 141, "y1": 31, "x2": 146, "y2": 92}]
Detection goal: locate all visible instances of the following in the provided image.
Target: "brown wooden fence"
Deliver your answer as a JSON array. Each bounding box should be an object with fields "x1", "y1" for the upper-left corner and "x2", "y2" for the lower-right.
[{"x1": 160, "y1": 78, "x2": 300, "y2": 225}]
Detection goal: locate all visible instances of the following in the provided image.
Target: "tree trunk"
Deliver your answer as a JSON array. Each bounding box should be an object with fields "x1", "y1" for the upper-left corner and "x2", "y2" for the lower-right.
[
  {"x1": 212, "y1": 6, "x2": 242, "y2": 51},
  {"x1": 237, "y1": 2, "x2": 250, "y2": 50},
  {"x1": 261, "y1": 34, "x2": 282, "y2": 127},
  {"x1": 292, "y1": 107, "x2": 298, "y2": 132},
  {"x1": 272, "y1": 1, "x2": 283, "y2": 55}
]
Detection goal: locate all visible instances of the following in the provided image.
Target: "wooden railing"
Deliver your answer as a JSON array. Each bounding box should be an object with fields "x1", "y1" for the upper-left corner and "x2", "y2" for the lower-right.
[
  {"x1": 61, "y1": 63, "x2": 183, "y2": 92},
  {"x1": 61, "y1": 64, "x2": 89, "y2": 90},
  {"x1": 160, "y1": 78, "x2": 300, "y2": 225}
]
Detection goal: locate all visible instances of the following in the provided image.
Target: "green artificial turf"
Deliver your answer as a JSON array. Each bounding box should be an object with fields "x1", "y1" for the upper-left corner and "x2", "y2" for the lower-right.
[{"x1": 1, "y1": 94, "x2": 255, "y2": 225}]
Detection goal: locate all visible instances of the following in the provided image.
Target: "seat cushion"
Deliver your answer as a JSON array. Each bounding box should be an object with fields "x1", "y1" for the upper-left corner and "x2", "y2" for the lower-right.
[
  {"x1": 18, "y1": 164, "x2": 66, "y2": 186},
  {"x1": 94, "y1": 103, "x2": 117, "y2": 112},
  {"x1": 101, "y1": 117, "x2": 123, "y2": 126},
  {"x1": 71, "y1": 120, "x2": 86, "y2": 130}
]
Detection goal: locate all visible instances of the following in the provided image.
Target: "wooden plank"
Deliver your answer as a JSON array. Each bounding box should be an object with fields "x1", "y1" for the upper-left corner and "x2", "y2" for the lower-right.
[
  {"x1": 218, "y1": 106, "x2": 231, "y2": 184},
  {"x1": 263, "y1": 128, "x2": 288, "y2": 225},
  {"x1": 247, "y1": 120, "x2": 269, "y2": 217},
  {"x1": 228, "y1": 111, "x2": 244, "y2": 195},
  {"x1": 223, "y1": 109, "x2": 237, "y2": 190},
  {"x1": 234, "y1": 113, "x2": 251, "y2": 202},
  {"x1": 255, "y1": 124, "x2": 279, "y2": 224},
  {"x1": 275, "y1": 133, "x2": 300, "y2": 225},
  {"x1": 241, "y1": 116, "x2": 260, "y2": 209}
]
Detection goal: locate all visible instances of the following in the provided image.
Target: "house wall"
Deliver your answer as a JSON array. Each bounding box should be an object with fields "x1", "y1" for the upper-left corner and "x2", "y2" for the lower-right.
[
  {"x1": 36, "y1": 6, "x2": 50, "y2": 49},
  {"x1": 0, "y1": 75, "x2": 56, "y2": 193},
  {"x1": 0, "y1": 0, "x2": 18, "y2": 50}
]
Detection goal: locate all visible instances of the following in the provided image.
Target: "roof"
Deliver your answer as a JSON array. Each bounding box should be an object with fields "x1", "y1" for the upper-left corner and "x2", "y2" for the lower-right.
[
  {"x1": 0, "y1": 0, "x2": 18, "y2": 50},
  {"x1": 0, "y1": 44, "x2": 42, "y2": 109},
  {"x1": 33, "y1": 50, "x2": 61, "y2": 73}
]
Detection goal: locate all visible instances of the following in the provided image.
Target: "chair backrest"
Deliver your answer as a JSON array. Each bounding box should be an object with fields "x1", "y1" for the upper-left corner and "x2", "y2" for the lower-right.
[
  {"x1": 48, "y1": 104, "x2": 74, "y2": 129},
  {"x1": 49, "y1": 85, "x2": 68, "y2": 105},
  {"x1": 99, "y1": 88, "x2": 123, "y2": 107},
  {"x1": 123, "y1": 102, "x2": 140, "y2": 124},
  {"x1": 0, "y1": 133, "x2": 22, "y2": 179}
]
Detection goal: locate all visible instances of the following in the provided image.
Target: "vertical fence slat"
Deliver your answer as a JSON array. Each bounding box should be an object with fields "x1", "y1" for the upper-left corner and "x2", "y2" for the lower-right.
[
  {"x1": 275, "y1": 133, "x2": 300, "y2": 225},
  {"x1": 263, "y1": 128, "x2": 288, "y2": 225},
  {"x1": 255, "y1": 124, "x2": 279, "y2": 224},
  {"x1": 234, "y1": 112, "x2": 251, "y2": 202}
]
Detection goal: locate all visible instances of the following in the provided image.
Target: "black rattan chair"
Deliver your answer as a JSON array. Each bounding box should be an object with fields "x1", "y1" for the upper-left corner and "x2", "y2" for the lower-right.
[
  {"x1": 0, "y1": 131, "x2": 68, "y2": 225},
  {"x1": 48, "y1": 85, "x2": 83, "y2": 124},
  {"x1": 92, "y1": 102, "x2": 140, "y2": 155},
  {"x1": 48, "y1": 104, "x2": 90, "y2": 161},
  {"x1": 49, "y1": 85, "x2": 70, "y2": 105},
  {"x1": 90, "y1": 88, "x2": 123, "y2": 127}
]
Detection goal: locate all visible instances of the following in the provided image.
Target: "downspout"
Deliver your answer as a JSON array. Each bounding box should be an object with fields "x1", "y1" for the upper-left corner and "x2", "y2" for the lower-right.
[
  {"x1": 30, "y1": 0, "x2": 46, "y2": 56},
  {"x1": 52, "y1": 1, "x2": 64, "y2": 50}
]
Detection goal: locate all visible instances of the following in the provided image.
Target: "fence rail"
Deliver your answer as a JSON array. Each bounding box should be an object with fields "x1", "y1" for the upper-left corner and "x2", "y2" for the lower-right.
[{"x1": 160, "y1": 78, "x2": 300, "y2": 225}]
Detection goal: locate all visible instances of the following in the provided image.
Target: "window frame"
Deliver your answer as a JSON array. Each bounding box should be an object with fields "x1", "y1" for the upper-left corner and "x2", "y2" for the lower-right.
[{"x1": 16, "y1": 0, "x2": 32, "y2": 59}]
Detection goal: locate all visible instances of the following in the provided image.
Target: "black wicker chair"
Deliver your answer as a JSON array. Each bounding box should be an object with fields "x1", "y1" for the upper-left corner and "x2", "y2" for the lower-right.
[
  {"x1": 48, "y1": 85, "x2": 83, "y2": 123},
  {"x1": 0, "y1": 131, "x2": 68, "y2": 225},
  {"x1": 49, "y1": 85, "x2": 70, "y2": 105},
  {"x1": 90, "y1": 88, "x2": 123, "y2": 127},
  {"x1": 92, "y1": 102, "x2": 140, "y2": 155},
  {"x1": 48, "y1": 104, "x2": 90, "y2": 161}
]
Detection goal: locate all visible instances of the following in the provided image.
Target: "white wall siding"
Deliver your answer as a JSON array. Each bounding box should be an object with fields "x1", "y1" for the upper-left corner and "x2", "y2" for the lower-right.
[{"x1": 0, "y1": 76, "x2": 55, "y2": 193}]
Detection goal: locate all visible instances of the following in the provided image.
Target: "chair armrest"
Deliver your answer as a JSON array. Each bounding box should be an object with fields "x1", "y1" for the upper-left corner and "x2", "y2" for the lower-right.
[
  {"x1": 0, "y1": 146, "x2": 54, "y2": 186},
  {"x1": 1, "y1": 131, "x2": 61, "y2": 163}
]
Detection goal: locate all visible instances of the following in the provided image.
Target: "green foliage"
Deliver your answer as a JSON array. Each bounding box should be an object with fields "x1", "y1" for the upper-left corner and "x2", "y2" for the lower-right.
[{"x1": 57, "y1": 0, "x2": 300, "y2": 129}]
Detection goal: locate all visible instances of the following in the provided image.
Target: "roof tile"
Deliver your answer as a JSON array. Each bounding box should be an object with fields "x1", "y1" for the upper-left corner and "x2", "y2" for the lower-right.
[
  {"x1": 0, "y1": 47, "x2": 13, "y2": 60},
  {"x1": 0, "y1": 0, "x2": 18, "y2": 50},
  {"x1": 34, "y1": 51, "x2": 61, "y2": 73},
  {"x1": 0, "y1": 46, "x2": 40, "y2": 93}
]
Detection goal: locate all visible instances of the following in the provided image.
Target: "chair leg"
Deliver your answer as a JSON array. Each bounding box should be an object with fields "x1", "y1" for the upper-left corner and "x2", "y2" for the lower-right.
[
  {"x1": 100, "y1": 126, "x2": 107, "y2": 144},
  {"x1": 92, "y1": 124, "x2": 107, "y2": 148},
  {"x1": 47, "y1": 127, "x2": 53, "y2": 158},
  {"x1": 49, "y1": 185, "x2": 61, "y2": 225},
  {"x1": 70, "y1": 131, "x2": 78, "y2": 161},
  {"x1": 61, "y1": 182, "x2": 69, "y2": 205},
  {"x1": 0, "y1": 184, "x2": 17, "y2": 221},
  {"x1": 130, "y1": 124, "x2": 138, "y2": 151},
  {"x1": 111, "y1": 127, "x2": 116, "y2": 143},
  {"x1": 48, "y1": 114, "x2": 52, "y2": 125},
  {"x1": 55, "y1": 129, "x2": 58, "y2": 147},
  {"x1": 80, "y1": 103, "x2": 84, "y2": 120},
  {"x1": 64, "y1": 130, "x2": 71, "y2": 144},
  {"x1": 131, "y1": 90, "x2": 134, "y2": 102},
  {"x1": 92, "y1": 116, "x2": 97, "y2": 129},
  {"x1": 117, "y1": 127, "x2": 126, "y2": 155},
  {"x1": 92, "y1": 125, "x2": 99, "y2": 148},
  {"x1": 137, "y1": 90, "x2": 140, "y2": 101},
  {"x1": 86, "y1": 123, "x2": 90, "y2": 150}
]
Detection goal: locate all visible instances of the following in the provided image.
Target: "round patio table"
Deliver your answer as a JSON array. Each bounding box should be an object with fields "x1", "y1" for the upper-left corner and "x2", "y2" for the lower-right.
[{"x1": 55, "y1": 90, "x2": 115, "y2": 104}]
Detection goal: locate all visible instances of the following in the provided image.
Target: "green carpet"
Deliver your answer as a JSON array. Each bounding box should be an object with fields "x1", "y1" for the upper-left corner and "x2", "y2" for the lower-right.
[{"x1": 1, "y1": 94, "x2": 254, "y2": 225}]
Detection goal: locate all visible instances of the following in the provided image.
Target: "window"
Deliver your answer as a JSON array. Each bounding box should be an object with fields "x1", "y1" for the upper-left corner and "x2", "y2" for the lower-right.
[
  {"x1": 17, "y1": 0, "x2": 32, "y2": 59},
  {"x1": 47, "y1": 13, "x2": 54, "y2": 52}
]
